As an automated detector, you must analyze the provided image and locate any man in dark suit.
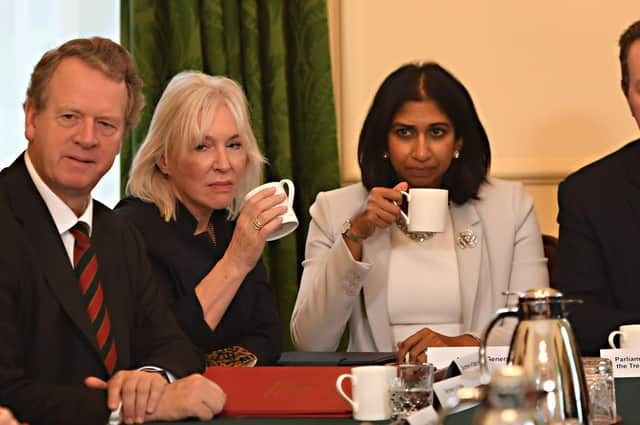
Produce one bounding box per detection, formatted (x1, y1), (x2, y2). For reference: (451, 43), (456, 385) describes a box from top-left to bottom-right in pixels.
(0, 37), (225, 425)
(556, 20), (640, 355)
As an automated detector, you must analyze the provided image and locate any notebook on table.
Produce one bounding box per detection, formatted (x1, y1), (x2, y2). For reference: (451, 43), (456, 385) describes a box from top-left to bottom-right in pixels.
(204, 366), (353, 417)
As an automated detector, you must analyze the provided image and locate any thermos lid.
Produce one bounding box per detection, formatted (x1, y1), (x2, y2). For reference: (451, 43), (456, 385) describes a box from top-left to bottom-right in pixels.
(519, 288), (563, 300)
(516, 287), (580, 318)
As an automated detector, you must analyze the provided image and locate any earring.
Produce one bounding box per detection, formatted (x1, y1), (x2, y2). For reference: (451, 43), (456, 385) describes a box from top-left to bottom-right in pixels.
(453, 150), (460, 159)
(383, 152), (389, 159)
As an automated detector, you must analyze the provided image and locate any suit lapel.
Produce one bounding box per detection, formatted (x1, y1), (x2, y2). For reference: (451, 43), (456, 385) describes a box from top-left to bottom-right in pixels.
(450, 201), (485, 330)
(3, 157), (102, 359)
(620, 143), (640, 298)
(625, 141), (640, 230)
(362, 227), (394, 351)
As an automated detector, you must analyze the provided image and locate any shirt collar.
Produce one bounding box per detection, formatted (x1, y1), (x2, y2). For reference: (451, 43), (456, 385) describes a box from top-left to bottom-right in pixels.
(174, 199), (228, 236)
(175, 199), (199, 234)
(24, 151), (93, 235)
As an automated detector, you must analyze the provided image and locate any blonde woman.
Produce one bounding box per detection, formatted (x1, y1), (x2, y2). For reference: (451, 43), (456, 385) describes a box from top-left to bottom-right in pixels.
(116, 71), (283, 364)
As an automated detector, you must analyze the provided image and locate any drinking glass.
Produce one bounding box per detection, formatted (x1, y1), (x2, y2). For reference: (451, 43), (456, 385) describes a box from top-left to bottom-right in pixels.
(389, 363), (435, 420)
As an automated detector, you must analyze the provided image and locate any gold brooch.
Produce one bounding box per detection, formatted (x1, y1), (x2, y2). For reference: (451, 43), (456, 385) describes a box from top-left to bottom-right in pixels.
(457, 229), (477, 249)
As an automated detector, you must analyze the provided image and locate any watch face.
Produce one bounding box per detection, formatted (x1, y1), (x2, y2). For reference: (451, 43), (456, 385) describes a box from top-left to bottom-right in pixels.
(341, 219), (352, 234)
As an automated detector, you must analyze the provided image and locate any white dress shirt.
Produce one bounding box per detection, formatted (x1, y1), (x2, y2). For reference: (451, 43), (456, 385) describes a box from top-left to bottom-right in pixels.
(24, 151), (93, 263)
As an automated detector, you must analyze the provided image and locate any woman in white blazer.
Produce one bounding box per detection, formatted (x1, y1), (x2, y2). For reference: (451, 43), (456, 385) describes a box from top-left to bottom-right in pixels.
(290, 63), (549, 361)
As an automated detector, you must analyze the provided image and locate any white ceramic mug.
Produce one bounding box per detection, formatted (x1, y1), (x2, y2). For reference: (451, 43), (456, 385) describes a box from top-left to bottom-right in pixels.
(244, 179), (298, 241)
(335, 365), (395, 421)
(608, 324), (640, 349)
(399, 188), (448, 233)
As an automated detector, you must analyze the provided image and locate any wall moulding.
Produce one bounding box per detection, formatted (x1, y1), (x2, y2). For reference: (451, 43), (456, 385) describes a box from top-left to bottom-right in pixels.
(341, 155), (607, 187)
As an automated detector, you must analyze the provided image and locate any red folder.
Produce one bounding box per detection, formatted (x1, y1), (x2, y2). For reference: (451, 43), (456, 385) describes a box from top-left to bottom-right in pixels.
(204, 366), (353, 417)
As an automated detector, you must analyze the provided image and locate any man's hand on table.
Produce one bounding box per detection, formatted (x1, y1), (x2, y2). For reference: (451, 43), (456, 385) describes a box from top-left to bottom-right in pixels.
(145, 374), (226, 422)
(85, 370), (168, 424)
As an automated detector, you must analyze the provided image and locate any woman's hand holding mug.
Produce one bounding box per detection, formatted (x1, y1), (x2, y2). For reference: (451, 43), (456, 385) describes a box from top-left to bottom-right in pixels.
(226, 186), (287, 274)
(349, 182), (409, 240)
(226, 179), (298, 273)
(342, 182), (407, 262)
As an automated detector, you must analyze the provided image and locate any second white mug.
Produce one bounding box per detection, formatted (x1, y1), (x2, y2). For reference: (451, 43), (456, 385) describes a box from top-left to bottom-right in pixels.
(244, 179), (298, 241)
(399, 188), (448, 233)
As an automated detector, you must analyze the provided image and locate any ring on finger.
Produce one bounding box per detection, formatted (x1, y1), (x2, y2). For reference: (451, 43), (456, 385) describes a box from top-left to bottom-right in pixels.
(253, 218), (264, 231)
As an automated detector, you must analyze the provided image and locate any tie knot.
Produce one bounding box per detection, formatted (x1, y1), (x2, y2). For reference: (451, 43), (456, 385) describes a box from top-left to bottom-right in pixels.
(70, 221), (90, 241)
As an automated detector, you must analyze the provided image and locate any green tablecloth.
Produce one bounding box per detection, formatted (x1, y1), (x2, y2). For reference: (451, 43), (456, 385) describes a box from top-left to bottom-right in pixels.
(148, 377), (638, 424)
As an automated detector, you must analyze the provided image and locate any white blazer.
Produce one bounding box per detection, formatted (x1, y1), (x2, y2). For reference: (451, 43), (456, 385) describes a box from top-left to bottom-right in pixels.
(290, 178), (549, 352)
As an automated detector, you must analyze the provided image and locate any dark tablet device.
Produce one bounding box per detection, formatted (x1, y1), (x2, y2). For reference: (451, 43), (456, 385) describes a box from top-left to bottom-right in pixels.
(277, 351), (396, 366)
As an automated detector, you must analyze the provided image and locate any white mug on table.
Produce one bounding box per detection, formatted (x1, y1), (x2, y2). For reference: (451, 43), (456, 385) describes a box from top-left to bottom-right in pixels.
(608, 324), (640, 349)
(399, 188), (448, 233)
(335, 365), (395, 421)
(244, 179), (298, 241)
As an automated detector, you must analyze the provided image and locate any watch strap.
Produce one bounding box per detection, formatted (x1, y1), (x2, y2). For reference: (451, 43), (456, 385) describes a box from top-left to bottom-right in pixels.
(342, 220), (363, 243)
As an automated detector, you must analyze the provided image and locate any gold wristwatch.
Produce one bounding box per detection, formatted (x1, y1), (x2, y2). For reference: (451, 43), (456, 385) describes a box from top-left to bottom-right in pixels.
(341, 219), (363, 243)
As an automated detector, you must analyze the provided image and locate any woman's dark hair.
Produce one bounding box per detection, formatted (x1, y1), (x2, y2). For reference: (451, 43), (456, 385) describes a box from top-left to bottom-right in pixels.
(358, 62), (491, 205)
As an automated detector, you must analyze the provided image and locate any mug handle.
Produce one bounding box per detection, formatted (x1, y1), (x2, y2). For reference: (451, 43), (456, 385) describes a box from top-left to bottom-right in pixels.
(336, 374), (357, 411)
(608, 330), (621, 349)
(399, 191), (410, 224)
(280, 179), (295, 209)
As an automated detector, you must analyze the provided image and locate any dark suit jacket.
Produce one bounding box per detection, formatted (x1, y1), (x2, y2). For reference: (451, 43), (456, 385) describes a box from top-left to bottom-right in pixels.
(0, 156), (204, 425)
(115, 197), (282, 365)
(556, 139), (640, 355)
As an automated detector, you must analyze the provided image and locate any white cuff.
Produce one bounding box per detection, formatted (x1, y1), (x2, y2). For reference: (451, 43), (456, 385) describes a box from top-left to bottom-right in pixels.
(106, 366), (176, 424)
(138, 365), (176, 383)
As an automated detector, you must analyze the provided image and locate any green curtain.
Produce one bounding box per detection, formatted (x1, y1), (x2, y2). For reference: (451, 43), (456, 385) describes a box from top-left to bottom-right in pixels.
(120, 0), (340, 351)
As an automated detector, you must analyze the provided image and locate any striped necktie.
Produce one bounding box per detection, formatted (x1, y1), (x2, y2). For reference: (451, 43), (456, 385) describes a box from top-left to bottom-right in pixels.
(70, 221), (118, 375)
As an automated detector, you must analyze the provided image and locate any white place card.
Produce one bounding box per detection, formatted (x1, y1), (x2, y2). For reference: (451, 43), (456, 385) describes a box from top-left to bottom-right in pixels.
(405, 405), (439, 425)
(599, 348), (640, 377)
(426, 346), (509, 371)
(453, 347), (509, 374)
(432, 373), (481, 413)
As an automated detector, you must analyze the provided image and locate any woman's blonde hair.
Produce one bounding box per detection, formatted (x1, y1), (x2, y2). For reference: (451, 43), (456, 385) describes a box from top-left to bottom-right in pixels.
(127, 71), (265, 221)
